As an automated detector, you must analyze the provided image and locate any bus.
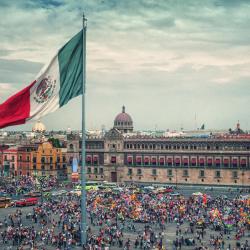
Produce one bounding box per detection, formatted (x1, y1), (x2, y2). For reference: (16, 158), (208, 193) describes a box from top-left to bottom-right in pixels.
(75, 181), (100, 191)
(0, 197), (12, 208)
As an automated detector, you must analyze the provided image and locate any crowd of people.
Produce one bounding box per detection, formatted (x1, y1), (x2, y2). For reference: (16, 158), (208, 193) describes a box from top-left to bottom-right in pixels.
(0, 176), (59, 196)
(0, 177), (249, 250)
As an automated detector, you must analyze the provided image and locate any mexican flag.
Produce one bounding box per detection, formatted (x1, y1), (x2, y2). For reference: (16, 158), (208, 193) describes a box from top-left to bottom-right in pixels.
(0, 30), (83, 129)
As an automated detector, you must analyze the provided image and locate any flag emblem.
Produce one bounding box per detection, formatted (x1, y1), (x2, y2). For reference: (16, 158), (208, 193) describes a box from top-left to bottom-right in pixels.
(34, 76), (56, 104)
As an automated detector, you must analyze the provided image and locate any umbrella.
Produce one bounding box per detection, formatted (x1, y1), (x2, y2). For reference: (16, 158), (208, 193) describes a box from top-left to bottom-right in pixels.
(192, 192), (203, 196)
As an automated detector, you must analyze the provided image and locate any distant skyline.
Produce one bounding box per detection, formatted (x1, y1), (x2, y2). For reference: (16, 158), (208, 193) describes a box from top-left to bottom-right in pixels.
(0, 0), (250, 132)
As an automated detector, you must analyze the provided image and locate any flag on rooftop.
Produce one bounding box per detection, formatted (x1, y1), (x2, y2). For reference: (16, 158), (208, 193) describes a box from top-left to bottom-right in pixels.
(0, 30), (83, 129)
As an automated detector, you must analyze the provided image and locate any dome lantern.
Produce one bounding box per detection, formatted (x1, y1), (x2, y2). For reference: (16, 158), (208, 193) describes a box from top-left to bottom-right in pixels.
(113, 106), (133, 133)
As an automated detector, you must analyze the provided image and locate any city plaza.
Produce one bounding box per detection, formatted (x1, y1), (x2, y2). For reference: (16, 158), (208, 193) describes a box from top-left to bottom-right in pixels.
(0, 107), (249, 249)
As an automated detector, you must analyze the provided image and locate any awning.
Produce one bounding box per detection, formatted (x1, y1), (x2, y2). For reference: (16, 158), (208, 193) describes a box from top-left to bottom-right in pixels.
(127, 156), (132, 162)
(136, 157), (142, 163)
(207, 158), (212, 164)
(175, 158), (180, 163)
(86, 155), (92, 161)
(215, 159), (221, 164)
(191, 158), (197, 164)
(199, 158), (205, 163)
(183, 158), (188, 163)
(232, 159), (238, 164)
(223, 159), (229, 164)
(240, 159), (247, 165)
(159, 158), (165, 163)
(144, 157), (149, 163)
(167, 158), (173, 163)
(151, 158), (157, 163)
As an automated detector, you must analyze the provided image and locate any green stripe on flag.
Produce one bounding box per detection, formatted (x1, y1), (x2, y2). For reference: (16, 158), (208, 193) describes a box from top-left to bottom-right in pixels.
(58, 29), (83, 107)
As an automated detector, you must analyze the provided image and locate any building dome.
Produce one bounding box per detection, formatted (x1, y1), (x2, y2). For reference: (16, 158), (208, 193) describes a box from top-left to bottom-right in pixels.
(32, 120), (46, 133)
(114, 106), (133, 133)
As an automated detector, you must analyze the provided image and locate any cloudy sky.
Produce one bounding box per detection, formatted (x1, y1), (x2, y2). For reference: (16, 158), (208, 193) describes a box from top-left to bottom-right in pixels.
(0, 0), (250, 131)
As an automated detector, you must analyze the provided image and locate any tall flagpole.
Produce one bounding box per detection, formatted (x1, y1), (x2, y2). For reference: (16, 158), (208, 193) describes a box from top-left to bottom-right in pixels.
(81, 13), (87, 246)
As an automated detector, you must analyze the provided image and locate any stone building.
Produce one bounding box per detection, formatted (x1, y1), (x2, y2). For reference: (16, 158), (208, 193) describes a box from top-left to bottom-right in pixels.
(68, 106), (250, 186)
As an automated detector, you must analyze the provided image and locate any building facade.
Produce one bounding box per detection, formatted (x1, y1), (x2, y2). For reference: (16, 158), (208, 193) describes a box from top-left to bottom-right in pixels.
(68, 107), (250, 187)
(0, 142), (68, 179)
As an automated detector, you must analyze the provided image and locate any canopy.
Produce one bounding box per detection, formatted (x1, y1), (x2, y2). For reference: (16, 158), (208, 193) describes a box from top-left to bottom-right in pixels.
(192, 192), (203, 196)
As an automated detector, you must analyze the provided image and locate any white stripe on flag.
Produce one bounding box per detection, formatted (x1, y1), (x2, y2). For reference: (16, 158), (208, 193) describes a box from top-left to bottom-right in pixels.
(27, 54), (61, 122)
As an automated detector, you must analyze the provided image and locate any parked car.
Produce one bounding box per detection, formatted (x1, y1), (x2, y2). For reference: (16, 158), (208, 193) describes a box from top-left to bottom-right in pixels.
(16, 198), (38, 207)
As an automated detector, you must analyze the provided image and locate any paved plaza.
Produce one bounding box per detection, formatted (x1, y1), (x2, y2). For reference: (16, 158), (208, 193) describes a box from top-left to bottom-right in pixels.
(0, 181), (249, 250)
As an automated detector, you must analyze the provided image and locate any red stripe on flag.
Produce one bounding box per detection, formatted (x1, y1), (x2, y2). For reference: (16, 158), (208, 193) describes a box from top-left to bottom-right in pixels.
(0, 81), (36, 129)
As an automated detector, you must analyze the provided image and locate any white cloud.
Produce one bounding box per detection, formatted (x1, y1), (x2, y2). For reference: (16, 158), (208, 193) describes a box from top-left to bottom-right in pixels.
(0, 83), (16, 99)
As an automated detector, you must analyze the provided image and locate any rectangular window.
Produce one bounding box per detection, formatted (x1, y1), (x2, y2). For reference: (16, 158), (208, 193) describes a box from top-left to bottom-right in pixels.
(151, 158), (157, 166)
(99, 168), (103, 174)
(183, 158), (188, 166)
(41, 157), (45, 163)
(215, 170), (221, 178)
(33, 157), (37, 163)
(94, 168), (98, 174)
(144, 157), (149, 166)
(183, 169), (189, 177)
(167, 169), (173, 176)
(87, 168), (91, 174)
(191, 158), (197, 166)
(12, 156), (15, 161)
(127, 156), (133, 165)
(136, 157), (142, 165)
(200, 170), (205, 177)
(111, 156), (116, 164)
(215, 159), (221, 167)
(159, 158), (164, 166)
(128, 169), (132, 175)
(137, 169), (142, 175)
(86, 155), (92, 165)
(207, 159), (212, 167)
(232, 171), (238, 178)
(152, 169), (157, 175)
(93, 156), (98, 165)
